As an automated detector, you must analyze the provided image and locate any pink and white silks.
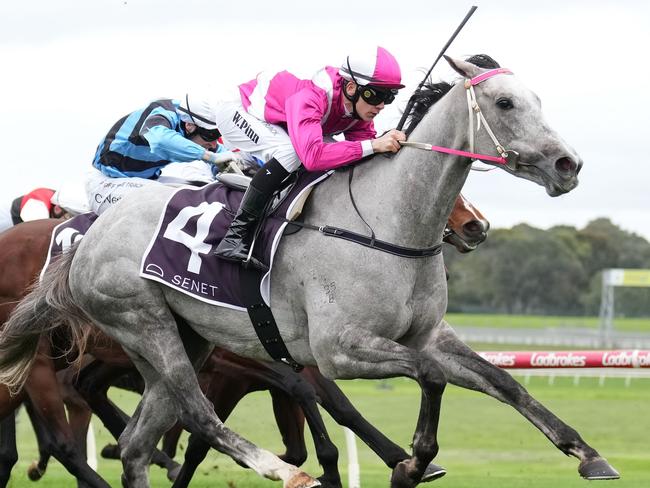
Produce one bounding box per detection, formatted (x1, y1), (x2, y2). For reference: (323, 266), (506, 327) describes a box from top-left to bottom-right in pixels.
(238, 66), (376, 172)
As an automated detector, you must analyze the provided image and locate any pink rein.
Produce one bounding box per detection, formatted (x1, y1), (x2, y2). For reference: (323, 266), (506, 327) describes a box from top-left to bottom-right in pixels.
(423, 145), (507, 164)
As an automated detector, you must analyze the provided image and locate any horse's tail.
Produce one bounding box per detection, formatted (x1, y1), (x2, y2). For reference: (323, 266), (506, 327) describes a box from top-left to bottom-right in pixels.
(0, 245), (91, 394)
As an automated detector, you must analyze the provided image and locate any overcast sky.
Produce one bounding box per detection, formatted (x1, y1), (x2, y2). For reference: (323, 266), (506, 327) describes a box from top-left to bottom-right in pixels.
(1, 0), (648, 240)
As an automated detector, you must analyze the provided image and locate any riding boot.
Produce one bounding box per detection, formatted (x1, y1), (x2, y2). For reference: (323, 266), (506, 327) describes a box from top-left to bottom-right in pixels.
(214, 158), (289, 272)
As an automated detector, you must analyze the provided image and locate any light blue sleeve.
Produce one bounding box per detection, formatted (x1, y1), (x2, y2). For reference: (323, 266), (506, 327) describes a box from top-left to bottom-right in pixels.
(142, 126), (205, 162)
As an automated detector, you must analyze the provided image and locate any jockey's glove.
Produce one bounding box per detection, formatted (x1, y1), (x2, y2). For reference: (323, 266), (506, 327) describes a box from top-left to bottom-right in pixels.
(202, 150), (244, 173)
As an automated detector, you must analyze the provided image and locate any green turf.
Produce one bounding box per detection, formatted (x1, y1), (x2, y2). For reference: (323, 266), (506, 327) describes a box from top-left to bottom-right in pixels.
(445, 313), (650, 332)
(7, 377), (650, 487)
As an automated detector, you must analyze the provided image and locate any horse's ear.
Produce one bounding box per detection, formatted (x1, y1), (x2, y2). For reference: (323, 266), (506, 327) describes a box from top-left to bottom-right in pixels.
(444, 55), (482, 79)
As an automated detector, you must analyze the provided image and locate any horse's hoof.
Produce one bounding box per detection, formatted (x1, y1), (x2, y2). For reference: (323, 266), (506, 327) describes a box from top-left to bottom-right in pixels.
(421, 462), (447, 482)
(27, 461), (45, 481)
(166, 464), (181, 482)
(390, 460), (417, 488)
(286, 471), (321, 488)
(101, 444), (120, 459)
(579, 457), (620, 480)
(316, 474), (342, 488)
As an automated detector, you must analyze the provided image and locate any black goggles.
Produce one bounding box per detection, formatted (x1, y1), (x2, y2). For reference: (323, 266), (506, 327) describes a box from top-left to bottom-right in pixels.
(193, 125), (221, 142)
(358, 85), (398, 106)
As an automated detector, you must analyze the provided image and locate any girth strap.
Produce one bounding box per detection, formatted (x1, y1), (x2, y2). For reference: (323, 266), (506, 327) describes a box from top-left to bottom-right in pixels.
(240, 269), (303, 372)
(282, 220), (442, 258)
(278, 164), (442, 259)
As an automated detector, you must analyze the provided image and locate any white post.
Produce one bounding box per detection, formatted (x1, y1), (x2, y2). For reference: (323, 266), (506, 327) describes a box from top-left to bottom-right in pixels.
(599, 270), (615, 348)
(344, 427), (360, 488)
(87, 420), (98, 471)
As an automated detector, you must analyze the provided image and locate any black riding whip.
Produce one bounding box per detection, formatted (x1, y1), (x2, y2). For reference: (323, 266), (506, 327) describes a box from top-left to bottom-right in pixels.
(396, 5), (478, 132)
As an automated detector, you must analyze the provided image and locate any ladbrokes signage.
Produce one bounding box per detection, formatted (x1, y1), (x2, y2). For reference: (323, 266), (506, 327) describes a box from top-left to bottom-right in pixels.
(479, 350), (650, 369)
(602, 350), (650, 367)
(530, 352), (587, 368)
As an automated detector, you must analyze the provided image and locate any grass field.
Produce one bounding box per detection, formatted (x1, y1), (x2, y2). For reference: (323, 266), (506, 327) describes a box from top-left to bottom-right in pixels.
(6, 376), (650, 488)
(445, 313), (650, 332)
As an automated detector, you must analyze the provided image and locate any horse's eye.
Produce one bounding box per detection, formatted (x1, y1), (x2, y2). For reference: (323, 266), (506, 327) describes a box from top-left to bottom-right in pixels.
(496, 98), (514, 110)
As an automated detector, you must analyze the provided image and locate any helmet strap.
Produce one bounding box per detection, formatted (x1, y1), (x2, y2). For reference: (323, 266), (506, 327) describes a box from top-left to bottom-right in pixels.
(180, 121), (194, 137)
(342, 80), (362, 120)
(343, 57), (365, 120)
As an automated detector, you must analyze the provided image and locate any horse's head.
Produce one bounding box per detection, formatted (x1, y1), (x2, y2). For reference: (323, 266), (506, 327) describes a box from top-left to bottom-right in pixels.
(445, 56), (582, 196)
(444, 193), (489, 252)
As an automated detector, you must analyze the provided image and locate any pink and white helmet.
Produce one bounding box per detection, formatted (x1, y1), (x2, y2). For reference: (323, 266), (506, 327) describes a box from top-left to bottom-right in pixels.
(339, 46), (404, 89)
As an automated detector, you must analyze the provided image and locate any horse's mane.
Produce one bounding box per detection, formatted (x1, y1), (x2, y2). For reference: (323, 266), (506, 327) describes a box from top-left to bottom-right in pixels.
(403, 54), (501, 136)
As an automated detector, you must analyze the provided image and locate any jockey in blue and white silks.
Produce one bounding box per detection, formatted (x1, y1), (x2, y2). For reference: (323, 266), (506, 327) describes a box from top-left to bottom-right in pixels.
(85, 94), (240, 215)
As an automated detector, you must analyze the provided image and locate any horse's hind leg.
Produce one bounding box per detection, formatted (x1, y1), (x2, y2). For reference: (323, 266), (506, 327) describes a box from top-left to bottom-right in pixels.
(118, 325), (318, 488)
(171, 372), (251, 488)
(161, 422), (183, 459)
(428, 321), (619, 480)
(23, 354), (111, 488)
(269, 389), (307, 466)
(0, 413), (17, 487)
(74, 360), (180, 479)
(118, 375), (180, 487)
(23, 398), (52, 481)
(58, 365), (95, 484)
(0, 377), (25, 487)
(261, 368), (341, 488)
(173, 365), (334, 488)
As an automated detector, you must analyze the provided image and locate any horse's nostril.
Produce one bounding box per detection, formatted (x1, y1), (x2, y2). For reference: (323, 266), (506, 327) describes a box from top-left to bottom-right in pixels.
(555, 157), (577, 174)
(463, 220), (486, 237)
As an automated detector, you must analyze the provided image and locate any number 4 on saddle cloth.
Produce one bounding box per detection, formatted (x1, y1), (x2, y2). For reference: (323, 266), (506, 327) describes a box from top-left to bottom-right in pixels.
(140, 170), (331, 309)
(140, 170), (333, 370)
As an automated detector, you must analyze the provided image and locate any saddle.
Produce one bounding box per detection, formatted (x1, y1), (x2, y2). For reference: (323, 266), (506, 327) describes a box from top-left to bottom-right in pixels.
(216, 170), (315, 223)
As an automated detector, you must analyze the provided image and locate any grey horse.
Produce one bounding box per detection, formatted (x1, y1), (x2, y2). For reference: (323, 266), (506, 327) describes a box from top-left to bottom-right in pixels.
(0, 57), (619, 487)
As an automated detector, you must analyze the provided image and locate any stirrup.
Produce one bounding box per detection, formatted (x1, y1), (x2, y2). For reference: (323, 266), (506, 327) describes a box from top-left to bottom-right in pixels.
(243, 256), (269, 273)
(215, 246), (268, 273)
(243, 245), (269, 273)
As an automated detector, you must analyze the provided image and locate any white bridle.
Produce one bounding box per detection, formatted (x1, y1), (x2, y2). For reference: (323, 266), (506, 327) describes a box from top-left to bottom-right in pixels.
(400, 68), (522, 171)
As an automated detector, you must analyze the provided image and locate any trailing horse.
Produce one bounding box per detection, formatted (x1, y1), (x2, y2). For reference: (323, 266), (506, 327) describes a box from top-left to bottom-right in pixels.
(0, 57), (617, 488)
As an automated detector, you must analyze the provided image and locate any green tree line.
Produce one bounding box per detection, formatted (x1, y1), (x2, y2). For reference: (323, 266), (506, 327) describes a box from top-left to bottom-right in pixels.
(444, 218), (650, 317)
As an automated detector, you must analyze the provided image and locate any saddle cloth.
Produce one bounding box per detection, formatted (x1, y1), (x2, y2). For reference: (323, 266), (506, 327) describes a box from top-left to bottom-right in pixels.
(140, 170), (331, 311)
(41, 213), (99, 281)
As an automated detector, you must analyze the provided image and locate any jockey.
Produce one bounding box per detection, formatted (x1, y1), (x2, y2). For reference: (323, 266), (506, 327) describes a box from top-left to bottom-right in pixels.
(0, 187), (65, 233)
(213, 46), (407, 271)
(85, 94), (241, 215)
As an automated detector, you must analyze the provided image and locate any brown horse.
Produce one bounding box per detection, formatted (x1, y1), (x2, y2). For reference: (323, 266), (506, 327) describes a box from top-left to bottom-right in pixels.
(0, 219), (113, 487)
(0, 193), (488, 487)
(444, 193), (489, 252)
(0, 221), (175, 488)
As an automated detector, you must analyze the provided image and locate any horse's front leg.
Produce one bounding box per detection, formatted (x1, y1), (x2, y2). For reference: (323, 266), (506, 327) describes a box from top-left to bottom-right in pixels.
(313, 329), (446, 488)
(302, 368), (446, 482)
(428, 320), (619, 480)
